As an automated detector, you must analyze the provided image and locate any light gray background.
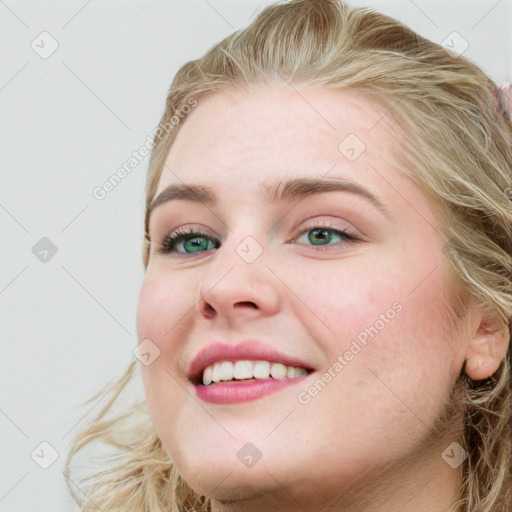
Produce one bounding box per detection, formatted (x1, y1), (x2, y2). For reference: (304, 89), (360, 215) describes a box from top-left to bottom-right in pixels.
(1, 1), (510, 510)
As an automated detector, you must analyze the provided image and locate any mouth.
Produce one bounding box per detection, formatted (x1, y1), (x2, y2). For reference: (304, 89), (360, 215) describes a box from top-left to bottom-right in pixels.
(186, 341), (316, 404)
(192, 363), (314, 405)
(190, 359), (314, 386)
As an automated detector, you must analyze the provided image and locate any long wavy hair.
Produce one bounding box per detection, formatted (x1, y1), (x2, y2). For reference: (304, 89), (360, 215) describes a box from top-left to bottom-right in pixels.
(64, 1), (512, 510)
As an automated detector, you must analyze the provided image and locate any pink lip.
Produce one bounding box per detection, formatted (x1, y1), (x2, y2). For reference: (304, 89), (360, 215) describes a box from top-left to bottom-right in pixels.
(186, 340), (314, 385)
(196, 375), (310, 404)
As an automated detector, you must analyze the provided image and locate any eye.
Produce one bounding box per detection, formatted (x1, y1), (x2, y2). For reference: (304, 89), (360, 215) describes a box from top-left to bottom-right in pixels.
(157, 226), (219, 256)
(292, 221), (361, 248)
(156, 221), (362, 256)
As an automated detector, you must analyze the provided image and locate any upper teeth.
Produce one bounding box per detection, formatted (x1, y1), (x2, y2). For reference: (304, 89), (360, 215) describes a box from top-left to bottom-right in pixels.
(202, 360), (308, 385)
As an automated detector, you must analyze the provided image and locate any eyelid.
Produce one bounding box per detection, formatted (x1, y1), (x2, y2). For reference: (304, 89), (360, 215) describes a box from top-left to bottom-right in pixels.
(159, 223), (217, 241)
(292, 217), (362, 241)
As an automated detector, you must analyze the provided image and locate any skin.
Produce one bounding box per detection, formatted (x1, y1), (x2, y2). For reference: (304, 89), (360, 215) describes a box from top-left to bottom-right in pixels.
(136, 83), (509, 512)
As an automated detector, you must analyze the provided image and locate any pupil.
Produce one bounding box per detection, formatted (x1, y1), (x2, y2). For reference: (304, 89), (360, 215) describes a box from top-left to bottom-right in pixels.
(310, 229), (330, 245)
(185, 237), (207, 252)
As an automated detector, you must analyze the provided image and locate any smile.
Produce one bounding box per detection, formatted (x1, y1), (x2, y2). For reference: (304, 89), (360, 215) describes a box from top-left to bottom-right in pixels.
(186, 340), (316, 404)
(195, 369), (311, 404)
(202, 360), (308, 385)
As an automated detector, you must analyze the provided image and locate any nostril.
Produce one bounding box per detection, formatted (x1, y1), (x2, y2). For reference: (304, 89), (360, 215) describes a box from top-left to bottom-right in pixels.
(234, 301), (258, 309)
(201, 301), (258, 318)
(203, 303), (216, 318)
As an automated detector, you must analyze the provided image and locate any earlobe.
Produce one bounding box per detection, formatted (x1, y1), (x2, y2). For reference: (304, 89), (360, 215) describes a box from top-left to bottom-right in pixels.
(465, 352), (503, 380)
(464, 306), (510, 381)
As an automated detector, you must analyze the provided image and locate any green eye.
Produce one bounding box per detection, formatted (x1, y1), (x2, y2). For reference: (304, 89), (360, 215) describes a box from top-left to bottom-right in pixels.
(158, 223), (361, 256)
(159, 228), (219, 255)
(296, 227), (351, 246)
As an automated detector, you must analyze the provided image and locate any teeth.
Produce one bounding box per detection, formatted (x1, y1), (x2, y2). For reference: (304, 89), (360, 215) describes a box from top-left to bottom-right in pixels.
(219, 361), (233, 381)
(202, 365), (213, 385)
(212, 363), (221, 383)
(270, 362), (287, 379)
(233, 360), (253, 379)
(294, 367), (307, 377)
(254, 361), (270, 379)
(200, 360), (309, 385)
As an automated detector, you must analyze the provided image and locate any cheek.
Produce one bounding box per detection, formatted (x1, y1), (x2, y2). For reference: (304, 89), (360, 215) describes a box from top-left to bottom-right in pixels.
(135, 271), (193, 396)
(136, 270), (193, 341)
(353, 272), (455, 421)
(135, 271), (195, 438)
(288, 257), (406, 345)
(293, 267), (455, 461)
(293, 254), (455, 396)
(136, 275), (165, 340)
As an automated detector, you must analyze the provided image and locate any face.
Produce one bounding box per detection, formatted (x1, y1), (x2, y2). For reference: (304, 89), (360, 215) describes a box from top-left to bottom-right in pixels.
(136, 84), (468, 505)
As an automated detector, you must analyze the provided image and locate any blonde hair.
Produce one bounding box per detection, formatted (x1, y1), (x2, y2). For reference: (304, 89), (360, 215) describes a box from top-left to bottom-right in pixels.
(64, 1), (512, 510)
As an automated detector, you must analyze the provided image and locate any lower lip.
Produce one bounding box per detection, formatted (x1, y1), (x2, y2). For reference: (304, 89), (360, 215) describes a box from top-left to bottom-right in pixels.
(195, 376), (309, 404)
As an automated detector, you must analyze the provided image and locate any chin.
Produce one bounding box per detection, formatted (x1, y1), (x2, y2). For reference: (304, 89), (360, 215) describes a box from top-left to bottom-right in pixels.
(178, 455), (280, 502)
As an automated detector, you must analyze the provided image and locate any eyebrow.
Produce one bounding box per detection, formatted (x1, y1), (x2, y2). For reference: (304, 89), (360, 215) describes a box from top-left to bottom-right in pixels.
(148, 176), (391, 220)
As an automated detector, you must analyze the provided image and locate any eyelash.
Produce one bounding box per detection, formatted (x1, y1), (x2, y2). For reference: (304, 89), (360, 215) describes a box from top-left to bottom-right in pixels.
(156, 222), (362, 256)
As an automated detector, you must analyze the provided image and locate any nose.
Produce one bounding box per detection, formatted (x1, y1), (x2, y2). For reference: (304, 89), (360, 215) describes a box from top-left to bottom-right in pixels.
(194, 236), (281, 322)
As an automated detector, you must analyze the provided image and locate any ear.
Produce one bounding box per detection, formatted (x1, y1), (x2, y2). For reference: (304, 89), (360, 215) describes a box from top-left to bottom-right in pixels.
(464, 301), (510, 380)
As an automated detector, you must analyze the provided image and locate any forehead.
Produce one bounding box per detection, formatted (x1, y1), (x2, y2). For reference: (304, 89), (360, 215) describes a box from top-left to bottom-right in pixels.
(156, 84), (401, 201)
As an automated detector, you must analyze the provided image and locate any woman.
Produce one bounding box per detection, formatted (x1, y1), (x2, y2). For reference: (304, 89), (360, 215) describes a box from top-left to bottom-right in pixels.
(65, 1), (512, 510)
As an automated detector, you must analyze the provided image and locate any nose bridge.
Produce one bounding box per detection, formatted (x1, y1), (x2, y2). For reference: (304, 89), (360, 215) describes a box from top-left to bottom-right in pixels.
(213, 209), (270, 270)
(195, 220), (280, 319)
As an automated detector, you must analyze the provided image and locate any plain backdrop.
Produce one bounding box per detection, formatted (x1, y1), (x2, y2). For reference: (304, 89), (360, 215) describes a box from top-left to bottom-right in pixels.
(1, 0), (510, 510)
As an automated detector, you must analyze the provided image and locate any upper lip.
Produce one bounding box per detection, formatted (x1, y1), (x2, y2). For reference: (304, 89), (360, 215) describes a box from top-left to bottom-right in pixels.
(186, 340), (316, 384)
